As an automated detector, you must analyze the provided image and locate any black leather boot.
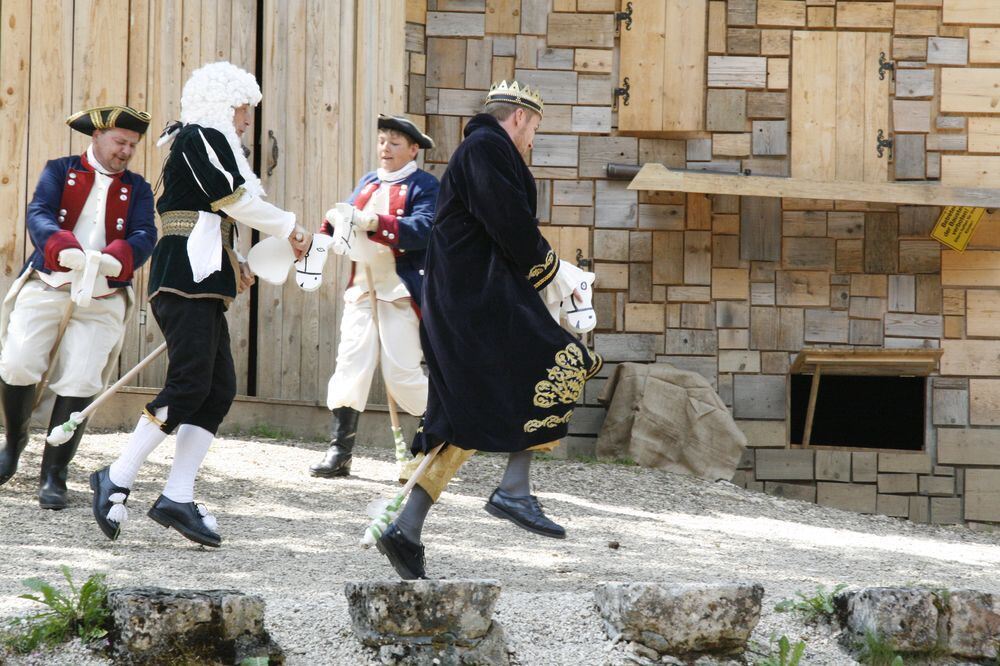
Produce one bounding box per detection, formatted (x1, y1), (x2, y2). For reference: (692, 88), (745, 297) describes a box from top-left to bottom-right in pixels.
(38, 395), (92, 510)
(0, 380), (37, 486)
(309, 407), (360, 478)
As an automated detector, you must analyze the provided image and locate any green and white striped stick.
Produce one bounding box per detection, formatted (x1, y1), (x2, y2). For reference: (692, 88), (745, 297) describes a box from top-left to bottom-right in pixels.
(360, 443), (443, 548)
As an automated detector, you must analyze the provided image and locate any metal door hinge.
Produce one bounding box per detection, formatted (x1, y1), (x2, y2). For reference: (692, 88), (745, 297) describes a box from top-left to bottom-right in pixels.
(877, 129), (893, 159)
(879, 51), (895, 81)
(615, 2), (633, 33)
(139, 308), (147, 326)
(614, 77), (630, 108)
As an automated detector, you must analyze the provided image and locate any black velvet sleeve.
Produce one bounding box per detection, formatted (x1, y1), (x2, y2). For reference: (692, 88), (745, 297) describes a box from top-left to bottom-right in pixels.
(175, 126), (247, 211)
(457, 134), (558, 291)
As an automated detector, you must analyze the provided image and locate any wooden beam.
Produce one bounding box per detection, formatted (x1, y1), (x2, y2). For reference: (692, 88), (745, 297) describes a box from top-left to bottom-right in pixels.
(790, 348), (944, 376)
(628, 163), (1000, 208)
(803, 366), (821, 447)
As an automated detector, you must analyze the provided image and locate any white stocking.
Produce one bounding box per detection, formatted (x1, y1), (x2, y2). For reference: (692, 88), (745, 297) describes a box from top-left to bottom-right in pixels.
(108, 407), (168, 489)
(161, 424), (214, 503)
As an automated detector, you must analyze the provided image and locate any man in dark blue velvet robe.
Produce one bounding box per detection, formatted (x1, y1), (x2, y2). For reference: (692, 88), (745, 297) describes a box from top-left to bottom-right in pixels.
(376, 81), (602, 580)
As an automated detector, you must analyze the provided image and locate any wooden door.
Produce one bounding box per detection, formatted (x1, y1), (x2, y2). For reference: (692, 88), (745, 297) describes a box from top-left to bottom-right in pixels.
(791, 30), (890, 183)
(618, 0), (707, 133)
(133, 0), (260, 392)
(257, 0), (405, 401)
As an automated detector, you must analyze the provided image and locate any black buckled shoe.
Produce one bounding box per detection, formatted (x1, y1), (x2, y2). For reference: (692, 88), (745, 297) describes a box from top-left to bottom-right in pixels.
(485, 488), (566, 539)
(89, 467), (130, 541)
(310, 407), (360, 478)
(376, 523), (426, 580)
(147, 495), (222, 548)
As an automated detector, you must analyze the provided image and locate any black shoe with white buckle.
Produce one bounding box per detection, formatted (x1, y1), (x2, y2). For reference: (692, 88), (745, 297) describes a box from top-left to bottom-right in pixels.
(89, 467), (130, 541)
(376, 523), (426, 580)
(485, 487), (566, 539)
(147, 495), (222, 548)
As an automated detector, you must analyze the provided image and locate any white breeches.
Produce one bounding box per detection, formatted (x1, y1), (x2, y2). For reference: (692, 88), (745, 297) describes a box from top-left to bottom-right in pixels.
(326, 296), (427, 415)
(0, 279), (125, 396)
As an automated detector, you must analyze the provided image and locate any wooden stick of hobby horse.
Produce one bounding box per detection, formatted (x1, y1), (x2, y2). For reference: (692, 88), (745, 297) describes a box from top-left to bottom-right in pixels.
(361, 442), (443, 547)
(363, 264), (408, 463)
(45, 341), (168, 445)
(32, 302), (75, 411)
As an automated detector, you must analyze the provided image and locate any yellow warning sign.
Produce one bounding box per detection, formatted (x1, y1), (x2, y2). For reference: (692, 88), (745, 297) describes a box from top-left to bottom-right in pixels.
(931, 206), (986, 251)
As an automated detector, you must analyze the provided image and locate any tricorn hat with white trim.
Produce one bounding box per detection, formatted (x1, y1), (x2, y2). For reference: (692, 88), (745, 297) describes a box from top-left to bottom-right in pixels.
(377, 114), (434, 149)
(66, 106), (151, 136)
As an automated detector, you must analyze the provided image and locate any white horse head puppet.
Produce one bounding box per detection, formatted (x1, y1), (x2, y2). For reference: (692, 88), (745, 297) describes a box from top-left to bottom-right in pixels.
(560, 269), (597, 333)
(247, 228), (334, 291)
(327, 202), (382, 264)
(542, 260), (598, 334)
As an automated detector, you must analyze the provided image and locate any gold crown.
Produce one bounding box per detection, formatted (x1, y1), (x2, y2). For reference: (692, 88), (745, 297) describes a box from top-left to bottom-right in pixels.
(485, 80), (544, 117)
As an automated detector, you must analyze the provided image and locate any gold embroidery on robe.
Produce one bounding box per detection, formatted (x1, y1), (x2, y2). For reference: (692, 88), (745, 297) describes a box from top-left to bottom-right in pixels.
(527, 250), (557, 288)
(532, 343), (589, 412)
(524, 410), (574, 433)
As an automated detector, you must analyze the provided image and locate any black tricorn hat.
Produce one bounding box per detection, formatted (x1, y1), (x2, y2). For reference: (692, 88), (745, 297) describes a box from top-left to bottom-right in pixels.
(66, 106), (152, 136)
(377, 114), (434, 149)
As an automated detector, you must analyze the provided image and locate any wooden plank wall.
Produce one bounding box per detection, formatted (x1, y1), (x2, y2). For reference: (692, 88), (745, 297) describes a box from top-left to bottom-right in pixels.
(411, 0), (1000, 525)
(256, 0), (405, 401)
(0, 0), (407, 404)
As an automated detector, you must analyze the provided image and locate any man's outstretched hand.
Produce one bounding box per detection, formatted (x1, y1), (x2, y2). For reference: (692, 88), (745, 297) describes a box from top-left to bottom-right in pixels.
(289, 225), (313, 260)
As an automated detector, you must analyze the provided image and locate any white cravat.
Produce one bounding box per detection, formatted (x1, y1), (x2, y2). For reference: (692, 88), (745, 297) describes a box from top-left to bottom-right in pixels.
(376, 160), (417, 183)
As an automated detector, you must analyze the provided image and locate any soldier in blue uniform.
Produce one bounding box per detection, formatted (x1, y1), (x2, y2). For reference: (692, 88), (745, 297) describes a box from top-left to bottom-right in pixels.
(0, 106), (156, 509)
(310, 115), (438, 479)
(375, 82), (602, 580)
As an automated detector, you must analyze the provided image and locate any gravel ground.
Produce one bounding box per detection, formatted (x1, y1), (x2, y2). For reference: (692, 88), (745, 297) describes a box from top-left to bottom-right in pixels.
(1, 431), (999, 665)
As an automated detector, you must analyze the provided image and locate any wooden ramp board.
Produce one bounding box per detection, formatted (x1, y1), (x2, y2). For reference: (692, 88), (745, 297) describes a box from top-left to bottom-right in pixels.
(790, 348), (944, 377)
(627, 164), (1000, 208)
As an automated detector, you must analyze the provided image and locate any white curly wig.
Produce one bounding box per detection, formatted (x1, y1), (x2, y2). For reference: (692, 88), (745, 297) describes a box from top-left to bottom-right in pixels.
(173, 61), (264, 197)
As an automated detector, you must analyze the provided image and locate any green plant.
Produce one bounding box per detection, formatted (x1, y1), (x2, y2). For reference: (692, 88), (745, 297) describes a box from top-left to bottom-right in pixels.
(1, 566), (110, 654)
(754, 635), (806, 666)
(857, 631), (904, 666)
(774, 583), (848, 623)
(244, 423), (296, 440)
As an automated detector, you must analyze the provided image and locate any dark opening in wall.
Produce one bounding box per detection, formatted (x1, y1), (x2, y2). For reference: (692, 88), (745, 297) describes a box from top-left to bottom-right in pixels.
(789, 374), (926, 450)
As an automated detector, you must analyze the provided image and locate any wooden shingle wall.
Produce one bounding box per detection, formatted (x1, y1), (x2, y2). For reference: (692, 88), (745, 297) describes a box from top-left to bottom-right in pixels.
(0, 1), (406, 403)
(412, 0), (1000, 526)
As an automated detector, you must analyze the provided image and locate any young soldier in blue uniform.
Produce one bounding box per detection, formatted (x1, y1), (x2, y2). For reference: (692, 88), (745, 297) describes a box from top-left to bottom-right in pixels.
(89, 62), (312, 548)
(0, 106), (156, 509)
(376, 82), (602, 579)
(310, 115), (438, 478)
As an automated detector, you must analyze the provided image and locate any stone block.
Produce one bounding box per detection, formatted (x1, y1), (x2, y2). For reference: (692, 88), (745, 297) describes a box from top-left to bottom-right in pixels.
(595, 582), (763, 657)
(947, 590), (1000, 660)
(345, 579), (508, 665)
(106, 588), (282, 665)
(834, 587), (940, 652)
